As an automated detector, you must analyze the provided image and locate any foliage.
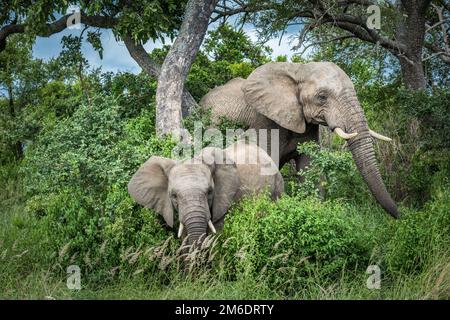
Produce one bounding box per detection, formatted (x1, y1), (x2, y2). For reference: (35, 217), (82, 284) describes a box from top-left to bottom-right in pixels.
(22, 95), (126, 196)
(385, 188), (450, 275)
(219, 194), (376, 294)
(19, 93), (176, 286)
(361, 86), (450, 205)
(203, 24), (272, 66)
(22, 91), (177, 196)
(1, 1), (187, 44)
(294, 141), (369, 203)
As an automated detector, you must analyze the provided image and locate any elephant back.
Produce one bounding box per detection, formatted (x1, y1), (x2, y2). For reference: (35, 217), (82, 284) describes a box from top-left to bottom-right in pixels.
(225, 140), (284, 200)
(199, 78), (257, 126)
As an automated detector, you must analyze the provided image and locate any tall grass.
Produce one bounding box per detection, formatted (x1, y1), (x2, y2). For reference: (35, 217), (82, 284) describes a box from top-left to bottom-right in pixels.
(1, 183), (448, 299)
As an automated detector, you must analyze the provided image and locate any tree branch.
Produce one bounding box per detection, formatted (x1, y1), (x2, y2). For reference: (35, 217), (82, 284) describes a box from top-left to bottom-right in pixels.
(426, 19), (450, 32)
(210, 1), (275, 23)
(297, 34), (356, 55)
(336, 0), (376, 6)
(321, 12), (407, 55)
(431, 3), (449, 54)
(425, 42), (450, 64)
(438, 0), (450, 12)
(123, 35), (161, 78)
(211, 5), (249, 23)
(0, 14), (117, 51)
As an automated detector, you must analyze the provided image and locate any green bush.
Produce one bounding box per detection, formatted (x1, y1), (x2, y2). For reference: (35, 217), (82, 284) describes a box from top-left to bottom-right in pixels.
(403, 150), (450, 204)
(21, 94), (178, 284)
(23, 182), (181, 285)
(385, 187), (450, 274)
(219, 194), (375, 294)
(356, 86), (450, 206)
(17, 90), (447, 294)
(294, 142), (369, 203)
(23, 94), (175, 196)
(22, 95), (126, 196)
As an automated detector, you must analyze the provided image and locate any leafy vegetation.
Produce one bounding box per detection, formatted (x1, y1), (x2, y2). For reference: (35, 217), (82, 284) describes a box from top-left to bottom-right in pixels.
(0, 23), (449, 299)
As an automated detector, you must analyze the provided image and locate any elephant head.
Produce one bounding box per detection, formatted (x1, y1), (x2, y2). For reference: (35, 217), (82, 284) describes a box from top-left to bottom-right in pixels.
(243, 62), (399, 218)
(127, 148), (240, 246)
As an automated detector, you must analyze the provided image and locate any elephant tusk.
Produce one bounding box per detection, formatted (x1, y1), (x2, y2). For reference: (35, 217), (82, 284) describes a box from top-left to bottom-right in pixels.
(369, 129), (392, 142)
(178, 223), (184, 238)
(208, 220), (217, 234)
(334, 127), (358, 140)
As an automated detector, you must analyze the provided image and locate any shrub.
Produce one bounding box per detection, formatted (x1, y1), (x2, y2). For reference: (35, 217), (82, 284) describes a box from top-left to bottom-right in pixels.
(22, 95), (127, 196)
(385, 187), (450, 274)
(23, 94), (176, 196)
(403, 149), (450, 205)
(21, 94), (178, 284)
(219, 194), (375, 294)
(294, 142), (369, 203)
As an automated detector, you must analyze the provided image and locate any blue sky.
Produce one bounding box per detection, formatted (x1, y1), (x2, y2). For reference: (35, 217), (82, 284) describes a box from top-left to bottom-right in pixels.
(32, 24), (297, 74)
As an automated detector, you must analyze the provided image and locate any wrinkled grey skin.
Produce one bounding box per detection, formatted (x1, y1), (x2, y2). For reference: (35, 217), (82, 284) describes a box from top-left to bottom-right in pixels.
(200, 62), (399, 218)
(128, 141), (284, 246)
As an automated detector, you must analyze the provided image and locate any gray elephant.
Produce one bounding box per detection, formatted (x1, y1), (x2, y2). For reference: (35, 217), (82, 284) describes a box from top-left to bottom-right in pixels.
(200, 62), (399, 218)
(128, 140), (284, 245)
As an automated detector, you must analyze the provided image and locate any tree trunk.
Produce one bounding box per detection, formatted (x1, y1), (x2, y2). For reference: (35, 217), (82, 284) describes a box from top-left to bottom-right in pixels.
(155, 0), (218, 136)
(123, 36), (198, 116)
(396, 0), (430, 90)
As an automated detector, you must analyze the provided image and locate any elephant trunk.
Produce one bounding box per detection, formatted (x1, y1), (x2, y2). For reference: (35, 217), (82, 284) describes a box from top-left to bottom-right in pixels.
(340, 94), (399, 218)
(185, 213), (207, 246)
(180, 197), (209, 247)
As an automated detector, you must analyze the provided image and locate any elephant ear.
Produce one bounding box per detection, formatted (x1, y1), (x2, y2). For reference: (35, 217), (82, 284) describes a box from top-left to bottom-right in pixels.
(243, 62), (306, 134)
(127, 156), (177, 227)
(200, 147), (240, 224)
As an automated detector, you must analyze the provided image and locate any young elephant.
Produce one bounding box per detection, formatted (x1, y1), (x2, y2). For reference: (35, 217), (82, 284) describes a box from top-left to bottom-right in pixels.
(128, 140), (284, 245)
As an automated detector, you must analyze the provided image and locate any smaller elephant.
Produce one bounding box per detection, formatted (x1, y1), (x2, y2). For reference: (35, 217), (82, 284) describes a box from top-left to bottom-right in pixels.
(128, 140), (284, 245)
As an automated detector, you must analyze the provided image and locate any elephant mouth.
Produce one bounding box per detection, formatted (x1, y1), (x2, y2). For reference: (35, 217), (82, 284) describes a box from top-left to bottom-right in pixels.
(309, 118), (327, 126)
(327, 122), (391, 142)
(178, 219), (217, 240)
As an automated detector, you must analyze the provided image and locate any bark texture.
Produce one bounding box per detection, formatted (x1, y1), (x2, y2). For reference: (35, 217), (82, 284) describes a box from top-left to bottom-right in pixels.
(395, 1), (429, 89)
(155, 0), (218, 136)
(123, 36), (198, 116)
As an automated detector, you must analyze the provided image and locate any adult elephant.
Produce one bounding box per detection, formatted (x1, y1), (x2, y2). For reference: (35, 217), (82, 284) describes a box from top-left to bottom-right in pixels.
(199, 62), (399, 218)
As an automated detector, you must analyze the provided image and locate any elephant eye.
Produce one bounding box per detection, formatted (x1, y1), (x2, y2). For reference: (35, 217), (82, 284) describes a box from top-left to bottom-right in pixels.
(317, 94), (327, 104)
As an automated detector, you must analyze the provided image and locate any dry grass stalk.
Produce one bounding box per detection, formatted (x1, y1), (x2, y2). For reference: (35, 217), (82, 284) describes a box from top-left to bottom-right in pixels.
(58, 242), (70, 260)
